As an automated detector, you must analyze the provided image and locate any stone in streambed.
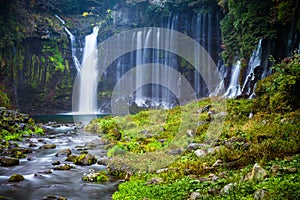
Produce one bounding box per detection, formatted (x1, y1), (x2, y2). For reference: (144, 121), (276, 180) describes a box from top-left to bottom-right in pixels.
(40, 143), (56, 149)
(41, 195), (67, 200)
(65, 154), (78, 162)
(54, 164), (74, 170)
(55, 148), (71, 157)
(8, 174), (24, 182)
(0, 156), (19, 166)
(73, 153), (97, 165)
(51, 161), (60, 165)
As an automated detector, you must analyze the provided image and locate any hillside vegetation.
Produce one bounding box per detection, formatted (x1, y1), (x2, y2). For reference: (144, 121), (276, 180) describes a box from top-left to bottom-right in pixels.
(86, 54), (300, 199)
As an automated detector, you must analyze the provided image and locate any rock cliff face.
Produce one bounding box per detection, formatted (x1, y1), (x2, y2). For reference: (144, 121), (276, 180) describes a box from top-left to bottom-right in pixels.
(0, 1), (299, 115)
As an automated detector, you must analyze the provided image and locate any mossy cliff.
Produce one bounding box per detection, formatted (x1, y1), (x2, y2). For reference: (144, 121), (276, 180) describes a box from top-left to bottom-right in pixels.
(86, 54), (300, 199)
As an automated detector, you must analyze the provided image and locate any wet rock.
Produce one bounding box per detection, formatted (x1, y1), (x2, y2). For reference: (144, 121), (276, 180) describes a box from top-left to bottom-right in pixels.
(73, 153), (97, 165)
(186, 129), (195, 137)
(97, 158), (110, 166)
(146, 177), (163, 185)
(29, 143), (37, 147)
(212, 159), (223, 168)
(65, 154), (78, 162)
(199, 104), (211, 113)
(189, 192), (201, 200)
(40, 143), (56, 149)
(168, 148), (183, 155)
(82, 169), (109, 182)
(75, 146), (86, 151)
(41, 195), (67, 200)
(254, 189), (269, 200)
(0, 156), (19, 166)
(8, 174), (24, 182)
(54, 164), (74, 170)
(156, 168), (168, 174)
(55, 148), (71, 157)
(51, 161), (60, 165)
(187, 143), (208, 150)
(194, 149), (206, 158)
(221, 183), (237, 194)
(198, 177), (210, 182)
(249, 163), (268, 181)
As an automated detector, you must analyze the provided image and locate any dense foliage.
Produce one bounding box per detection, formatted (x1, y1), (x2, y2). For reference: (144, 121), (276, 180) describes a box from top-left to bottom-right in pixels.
(218, 0), (300, 65)
(255, 53), (300, 112)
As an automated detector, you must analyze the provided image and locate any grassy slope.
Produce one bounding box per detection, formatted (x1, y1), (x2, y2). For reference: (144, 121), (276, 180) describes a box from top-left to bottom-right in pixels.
(86, 54), (300, 199)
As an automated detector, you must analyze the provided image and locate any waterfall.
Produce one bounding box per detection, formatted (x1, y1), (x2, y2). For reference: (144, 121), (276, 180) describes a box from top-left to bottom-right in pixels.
(224, 61), (241, 98)
(241, 39), (262, 95)
(78, 26), (99, 113)
(55, 15), (81, 73)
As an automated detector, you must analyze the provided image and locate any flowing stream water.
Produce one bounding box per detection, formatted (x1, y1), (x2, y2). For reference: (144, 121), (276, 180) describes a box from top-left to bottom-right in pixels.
(0, 128), (119, 200)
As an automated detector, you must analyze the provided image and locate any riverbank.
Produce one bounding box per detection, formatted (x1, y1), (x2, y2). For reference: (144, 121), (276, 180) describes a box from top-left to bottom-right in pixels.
(86, 97), (300, 199)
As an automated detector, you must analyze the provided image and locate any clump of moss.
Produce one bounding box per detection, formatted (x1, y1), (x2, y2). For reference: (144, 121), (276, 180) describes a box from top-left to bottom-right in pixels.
(0, 107), (44, 141)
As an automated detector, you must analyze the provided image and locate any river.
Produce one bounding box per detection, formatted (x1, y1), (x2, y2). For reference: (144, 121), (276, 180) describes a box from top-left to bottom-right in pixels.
(0, 127), (120, 200)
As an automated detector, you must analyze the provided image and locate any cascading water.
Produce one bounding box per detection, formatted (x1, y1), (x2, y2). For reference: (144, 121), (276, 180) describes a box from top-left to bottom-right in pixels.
(78, 26), (99, 113)
(241, 39), (262, 95)
(224, 61), (242, 98)
(55, 15), (81, 73)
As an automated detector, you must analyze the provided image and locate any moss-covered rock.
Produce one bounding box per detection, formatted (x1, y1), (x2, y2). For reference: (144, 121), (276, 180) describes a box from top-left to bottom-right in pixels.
(8, 174), (24, 182)
(0, 157), (19, 166)
(73, 153), (97, 165)
(54, 164), (74, 170)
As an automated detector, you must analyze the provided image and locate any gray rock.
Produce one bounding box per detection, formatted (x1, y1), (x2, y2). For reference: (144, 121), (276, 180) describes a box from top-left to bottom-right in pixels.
(190, 192), (201, 200)
(250, 163), (268, 181)
(146, 177), (163, 185)
(97, 158), (110, 166)
(221, 183), (237, 194)
(212, 159), (223, 168)
(194, 149), (206, 158)
(168, 148), (183, 155)
(188, 143), (208, 150)
(54, 164), (74, 170)
(186, 129), (195, 137)
(156, 168), (168, 174)
(254, 189), (269, 200)
(55, 148), (72, 157)
(65, 154), (78, 162)
(40, 143), (56, 149)
(73, 153), (97, 165)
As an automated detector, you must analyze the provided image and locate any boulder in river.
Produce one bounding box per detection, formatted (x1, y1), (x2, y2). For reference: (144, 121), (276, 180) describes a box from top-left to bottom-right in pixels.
(55, 148), (71, 157)
(54, 164), (74, 170)
(73, 153), (97, 165)
(65, 154), (78, 162)
(8, 174), (24, 182)
(0, 156), (19, 166)
(40, 143), (56, 149)
(41, 195), (67, 200)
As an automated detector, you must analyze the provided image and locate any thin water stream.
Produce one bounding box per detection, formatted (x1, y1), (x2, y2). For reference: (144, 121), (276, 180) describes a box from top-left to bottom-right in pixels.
(0, 129), (120, 200)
